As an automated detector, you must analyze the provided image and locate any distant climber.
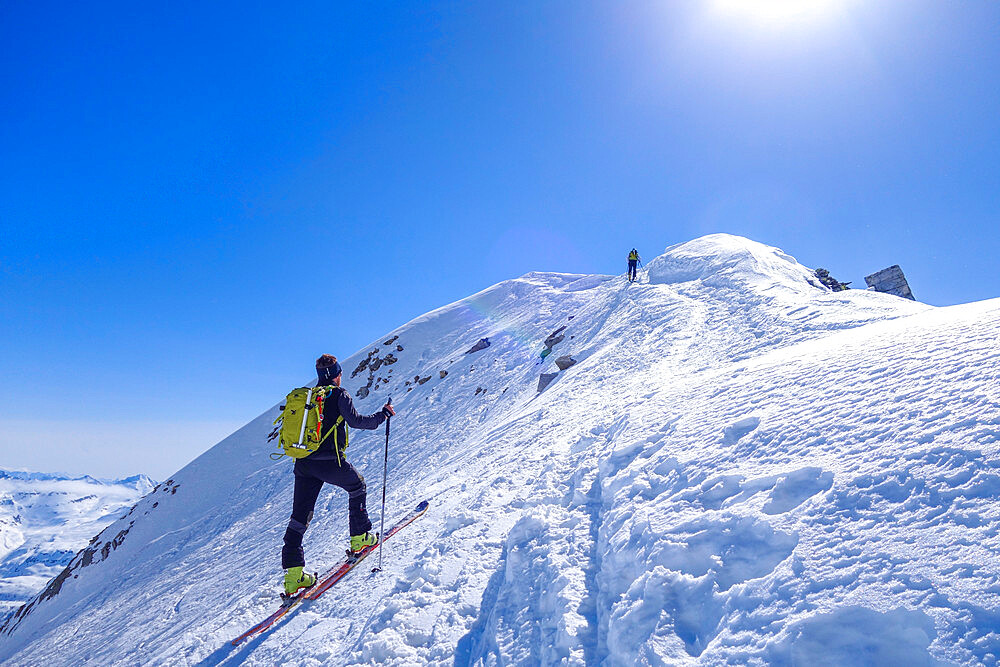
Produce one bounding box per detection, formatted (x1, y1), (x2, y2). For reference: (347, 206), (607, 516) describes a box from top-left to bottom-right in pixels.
(280, 354), (395, 597)
(627, 248), (641, 282)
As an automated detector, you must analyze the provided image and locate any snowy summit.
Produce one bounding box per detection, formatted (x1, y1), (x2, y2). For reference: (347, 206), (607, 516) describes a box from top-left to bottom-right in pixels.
(1, 234), (998, 665)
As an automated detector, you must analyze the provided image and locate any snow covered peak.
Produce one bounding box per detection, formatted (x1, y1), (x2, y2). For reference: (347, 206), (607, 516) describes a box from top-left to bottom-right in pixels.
(113, 474), (156, 494)
(647, 233), (820, 292)
(0, 470), (155, 495)
(3, 235), (997, 666)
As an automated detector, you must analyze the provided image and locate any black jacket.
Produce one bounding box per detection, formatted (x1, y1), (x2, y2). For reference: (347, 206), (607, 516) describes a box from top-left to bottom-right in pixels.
(309, 386), (387, 461)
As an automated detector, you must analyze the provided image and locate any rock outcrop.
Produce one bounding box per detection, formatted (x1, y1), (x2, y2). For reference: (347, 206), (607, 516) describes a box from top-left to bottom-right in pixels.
(554, 355), (577, 371)
(465, 338), (491, 354)
(537, 373), (558, 392)
(814, 268), (850, 292)
(865, 265), (915, 300)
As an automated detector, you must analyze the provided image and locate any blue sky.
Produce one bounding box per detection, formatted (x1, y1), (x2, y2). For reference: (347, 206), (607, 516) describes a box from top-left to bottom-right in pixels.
(2, 1), (998, 479)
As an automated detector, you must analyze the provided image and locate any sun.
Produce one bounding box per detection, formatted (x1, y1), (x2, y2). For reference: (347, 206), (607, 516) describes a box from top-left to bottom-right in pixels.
(713, 0), (842, 27)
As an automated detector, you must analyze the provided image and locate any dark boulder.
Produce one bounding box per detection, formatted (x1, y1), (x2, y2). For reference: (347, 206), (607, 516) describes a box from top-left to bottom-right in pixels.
(865, 265), (915, 300)
(537, 373), (558, 392)
(555, 355), (577, 371)
(466, 338), (491, 354)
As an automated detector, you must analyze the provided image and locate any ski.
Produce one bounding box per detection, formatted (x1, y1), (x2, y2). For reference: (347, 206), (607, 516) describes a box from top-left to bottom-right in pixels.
(230, 499), (429, 646)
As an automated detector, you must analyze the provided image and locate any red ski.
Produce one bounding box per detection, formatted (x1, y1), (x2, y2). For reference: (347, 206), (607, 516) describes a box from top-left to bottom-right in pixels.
(231, 499), (429, 646)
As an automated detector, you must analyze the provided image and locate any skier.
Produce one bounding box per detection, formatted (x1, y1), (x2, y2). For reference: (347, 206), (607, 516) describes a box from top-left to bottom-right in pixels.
(280, 354), (395, 596)
(627, 248), (641, 282)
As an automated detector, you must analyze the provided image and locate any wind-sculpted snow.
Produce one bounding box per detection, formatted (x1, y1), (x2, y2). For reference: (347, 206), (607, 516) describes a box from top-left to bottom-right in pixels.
(1, 234), (998, 666)
(646, 234), (818, 292)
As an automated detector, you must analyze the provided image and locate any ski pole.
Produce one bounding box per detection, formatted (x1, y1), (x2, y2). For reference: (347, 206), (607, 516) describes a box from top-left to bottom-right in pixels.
(373, 397), (391, 573)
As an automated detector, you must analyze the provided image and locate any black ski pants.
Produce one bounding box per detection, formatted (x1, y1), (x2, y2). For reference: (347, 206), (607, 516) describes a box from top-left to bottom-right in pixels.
(281, 456), (372, 569)
(627, 259), (638, 281)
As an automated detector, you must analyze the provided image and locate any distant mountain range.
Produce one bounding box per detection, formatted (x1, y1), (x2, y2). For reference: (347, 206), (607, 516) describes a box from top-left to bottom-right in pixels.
(0, 469), (154, 618)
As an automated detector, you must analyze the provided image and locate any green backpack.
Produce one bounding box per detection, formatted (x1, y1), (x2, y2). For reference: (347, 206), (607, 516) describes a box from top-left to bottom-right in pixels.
(268, 386), (344, 460)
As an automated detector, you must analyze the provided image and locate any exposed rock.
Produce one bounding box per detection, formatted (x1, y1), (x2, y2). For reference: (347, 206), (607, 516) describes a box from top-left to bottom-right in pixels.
(544, 326), (567, 349)
(354, 346), (399, 378)
(814, 268), (851, 292)
(417, 376), (431, 385)
(537, 373), (558, 392)
(396, 344), (403, 352)
(351, 357), (370, 378)
(383, 335), (399, 345)
(466, 338), (491, 354)
(39, 567), (72, 602)
(541, 325), (568, 359)
(356, 386), (370, 399)
(439, 370), (448, 379)
(475, 386), (484, 396)
(33, 512), (139, 607)
(865, 265), (915, 300)
(555, 355), (577, 371)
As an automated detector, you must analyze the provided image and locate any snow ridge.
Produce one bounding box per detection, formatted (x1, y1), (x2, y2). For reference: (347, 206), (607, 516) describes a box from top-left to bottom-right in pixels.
(2, 235), (998, 666)
(647, 234), (818, 292)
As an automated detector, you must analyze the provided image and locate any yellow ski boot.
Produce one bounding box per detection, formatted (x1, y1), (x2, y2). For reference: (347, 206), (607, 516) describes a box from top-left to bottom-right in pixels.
(283, 566), (316, 597)
(349, 531), (378, 556)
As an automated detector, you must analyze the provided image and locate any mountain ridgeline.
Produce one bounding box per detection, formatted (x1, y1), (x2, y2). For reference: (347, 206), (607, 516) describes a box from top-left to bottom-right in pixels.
(2, 235), (998, 666)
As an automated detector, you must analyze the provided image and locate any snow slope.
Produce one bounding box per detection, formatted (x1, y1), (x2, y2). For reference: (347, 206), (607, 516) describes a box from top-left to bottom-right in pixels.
(2, 234), (998, 665)
(0, 471), (154, 618)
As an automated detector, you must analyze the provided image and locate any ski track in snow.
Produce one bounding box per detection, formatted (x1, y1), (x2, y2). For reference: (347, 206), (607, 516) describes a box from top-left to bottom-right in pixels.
(2, 235), (999, 666)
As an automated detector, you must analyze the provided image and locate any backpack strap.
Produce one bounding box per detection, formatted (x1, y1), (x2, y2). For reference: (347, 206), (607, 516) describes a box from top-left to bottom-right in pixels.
(317, 386), (347, 465)
(270, 403), (289, 460)
(330, 415), (345, 465)
(313, 388), (332, 446)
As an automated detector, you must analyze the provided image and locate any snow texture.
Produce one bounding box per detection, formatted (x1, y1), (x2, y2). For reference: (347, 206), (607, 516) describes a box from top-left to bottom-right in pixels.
(1, 234), (998, 666)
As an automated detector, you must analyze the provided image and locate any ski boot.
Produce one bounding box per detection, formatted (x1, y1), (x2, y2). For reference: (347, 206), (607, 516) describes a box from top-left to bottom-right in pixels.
(349, 531), (378, 557)
(283, 566), (317, 597)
